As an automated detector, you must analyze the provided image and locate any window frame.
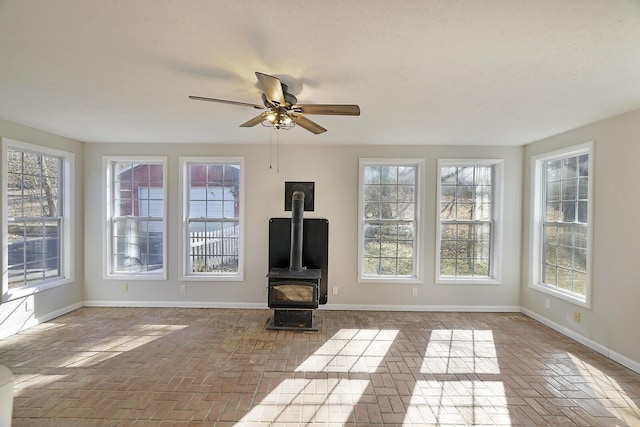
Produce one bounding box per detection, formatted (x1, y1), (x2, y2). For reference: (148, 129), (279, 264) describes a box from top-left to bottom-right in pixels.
(179, 157), (244, 281)
(2, 138), (75, 301)
(357, 158), (424, 284)
(529, 142), (593, 308)
(435, 159), (504, 285)
(103, 156), (168, 280)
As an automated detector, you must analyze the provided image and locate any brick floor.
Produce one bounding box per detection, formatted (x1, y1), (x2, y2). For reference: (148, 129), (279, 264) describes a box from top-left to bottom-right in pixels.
(1, 307), (639, 426)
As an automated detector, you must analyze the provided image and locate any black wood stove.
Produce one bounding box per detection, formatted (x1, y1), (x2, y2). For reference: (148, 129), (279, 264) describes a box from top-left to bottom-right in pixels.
(267, 183), (328, 331)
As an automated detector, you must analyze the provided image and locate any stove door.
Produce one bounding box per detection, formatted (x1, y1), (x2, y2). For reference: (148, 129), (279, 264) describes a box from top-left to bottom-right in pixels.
(268, 279), (319, 309)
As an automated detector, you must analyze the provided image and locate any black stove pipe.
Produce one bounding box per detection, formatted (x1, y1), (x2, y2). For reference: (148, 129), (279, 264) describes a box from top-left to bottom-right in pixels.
(289, 190), (305, 272)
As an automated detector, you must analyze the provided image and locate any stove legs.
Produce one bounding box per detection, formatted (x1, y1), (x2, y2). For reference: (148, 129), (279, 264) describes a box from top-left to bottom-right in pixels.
(267, 309), (318, 331)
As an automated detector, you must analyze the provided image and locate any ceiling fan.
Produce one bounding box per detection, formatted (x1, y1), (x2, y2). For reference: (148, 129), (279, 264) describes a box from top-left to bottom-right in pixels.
(189, 72), (360, 134)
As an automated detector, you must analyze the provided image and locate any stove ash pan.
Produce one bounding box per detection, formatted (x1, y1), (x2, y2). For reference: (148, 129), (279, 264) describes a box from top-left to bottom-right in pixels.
(267, 268), (320, 309)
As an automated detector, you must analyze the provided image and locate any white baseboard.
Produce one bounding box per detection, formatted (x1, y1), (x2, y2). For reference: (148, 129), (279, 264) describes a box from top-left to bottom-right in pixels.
(322, 304), (521, 312)
(83, 300), (267, 310)
(0, 301), (83, 339)
(84, 301), (521, 313)
(521, 308), (640, 374)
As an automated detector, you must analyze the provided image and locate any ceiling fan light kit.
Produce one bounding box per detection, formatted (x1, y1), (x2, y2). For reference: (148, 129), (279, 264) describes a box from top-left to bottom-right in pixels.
(189, 72), (360, 135)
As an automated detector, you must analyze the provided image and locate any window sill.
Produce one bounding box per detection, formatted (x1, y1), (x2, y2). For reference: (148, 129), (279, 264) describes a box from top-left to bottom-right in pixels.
(2, 277), (72, 303)
(436, 278), (502, 286)
(358, 276), (422, 285)
(530, 282), (590, 309)
(104, 273), (167, 281)
(180, 274), (244, 282)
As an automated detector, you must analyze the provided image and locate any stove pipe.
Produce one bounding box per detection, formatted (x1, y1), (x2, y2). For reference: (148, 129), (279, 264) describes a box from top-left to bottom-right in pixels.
(289, 190), (305, 272)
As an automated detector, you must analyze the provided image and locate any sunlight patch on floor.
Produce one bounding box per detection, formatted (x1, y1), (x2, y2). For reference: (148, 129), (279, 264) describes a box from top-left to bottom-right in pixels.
(568, 352), (640, 422)
(421, 329), (500, 374)
(405, 380), (511, 426)
(295, 328), (399, 373)
(237, 378), (370, 424)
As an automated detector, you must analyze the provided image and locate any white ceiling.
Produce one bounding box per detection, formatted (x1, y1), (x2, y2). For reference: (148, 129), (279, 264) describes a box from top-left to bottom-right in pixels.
(1, 0), (639, 146)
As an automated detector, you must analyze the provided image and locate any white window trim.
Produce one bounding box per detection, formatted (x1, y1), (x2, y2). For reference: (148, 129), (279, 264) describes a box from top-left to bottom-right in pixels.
(2, 138), (75, 302)
(102, 156), (168, 280)
(529, 141), (594, 308)
(178, 157), (244, 281)
(435, 159), (504, 285)
(357, 158), (424, 284)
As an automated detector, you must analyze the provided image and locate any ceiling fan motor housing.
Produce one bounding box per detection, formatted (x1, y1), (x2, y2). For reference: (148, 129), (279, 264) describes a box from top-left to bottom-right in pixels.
(262, 89), (297, 109)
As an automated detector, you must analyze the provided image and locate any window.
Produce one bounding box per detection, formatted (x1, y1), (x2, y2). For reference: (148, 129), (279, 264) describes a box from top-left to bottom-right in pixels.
(436, 160), (503, 283)
(358, 159), (422, 282)
(180, 158), (243, 280)
(530, 143), (593, 307)
(104, 157), (167, 278)
(2, 139), (74, 297)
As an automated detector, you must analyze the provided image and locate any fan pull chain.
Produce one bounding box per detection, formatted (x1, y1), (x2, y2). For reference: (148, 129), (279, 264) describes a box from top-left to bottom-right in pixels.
(269, 129), (273, 170)
(268, 128), (280, 173)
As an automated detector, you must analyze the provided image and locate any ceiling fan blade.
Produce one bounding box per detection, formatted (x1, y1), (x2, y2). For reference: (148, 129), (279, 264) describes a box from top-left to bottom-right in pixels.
(294, 104), (360, 116)
(294, 114), (327, 134)
(239, 114), (265, 128)
(255, 72), (285, 106)
(189, 95), (263, 109)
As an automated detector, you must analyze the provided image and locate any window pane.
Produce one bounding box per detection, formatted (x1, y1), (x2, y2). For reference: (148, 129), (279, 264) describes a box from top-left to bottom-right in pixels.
(381, 166), (397, 184)
(364, 184), (381, 201)
(561, 180), (577, 201)
(398, 167), (415, 184)
(110, 162), (165, 275)
(364, 239), (381, 257)
(381, 184), (397, 201)
(539, 151), (590, 298)
(457, 167), (474, 185)
(364, 202), (380, 219)
(363, 166), (380, 184)
(363, 257), (380, 275)
(185, 161), (241, 276)
(438, 163), (496, 280)
(441, 167), (456, 185)
(361, 162), (418, 279)
(397, 258), (413, 275)
(5, 148), (64, 289)
(380, 258), (397, 275)
(380, 203), (397, 219)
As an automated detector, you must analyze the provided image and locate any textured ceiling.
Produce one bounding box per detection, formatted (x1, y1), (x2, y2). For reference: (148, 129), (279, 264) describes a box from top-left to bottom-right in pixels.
(1, 0), (639, 145)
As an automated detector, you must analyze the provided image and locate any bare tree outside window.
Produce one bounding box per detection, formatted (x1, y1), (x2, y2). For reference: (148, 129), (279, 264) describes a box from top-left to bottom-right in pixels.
(6, 148), (63, 289)
(361, 163), (418, 278)
(439, 165), (494, 279)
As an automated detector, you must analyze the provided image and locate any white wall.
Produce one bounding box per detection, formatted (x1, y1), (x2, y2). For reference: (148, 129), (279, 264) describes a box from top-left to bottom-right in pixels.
(0, 119), (84, 338)
(521, 108), (640, 372)
(83, 142), (522, 311)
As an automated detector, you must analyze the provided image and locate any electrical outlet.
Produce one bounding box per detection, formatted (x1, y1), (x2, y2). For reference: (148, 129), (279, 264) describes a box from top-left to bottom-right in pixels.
(412, 288), (418, 297)
(122, 283), (128, 292)
(545, 298), (550, 309)
(332, 287), (338, 295)
(573, 311), (581, 323)
(180, 284), (187, 293)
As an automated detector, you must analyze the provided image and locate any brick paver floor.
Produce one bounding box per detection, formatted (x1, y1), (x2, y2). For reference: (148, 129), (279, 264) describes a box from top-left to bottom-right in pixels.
(1, 307), (639, 426)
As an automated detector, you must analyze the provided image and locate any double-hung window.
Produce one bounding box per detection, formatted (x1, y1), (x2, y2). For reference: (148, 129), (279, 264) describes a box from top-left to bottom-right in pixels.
(2, 139), (74, 297)
(530, 143), (592, 306)
(180, 157), (243, 280)
(436, 159), (503, 283)
(104, 157), (167, 278)
(358, 159), (422, 282)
